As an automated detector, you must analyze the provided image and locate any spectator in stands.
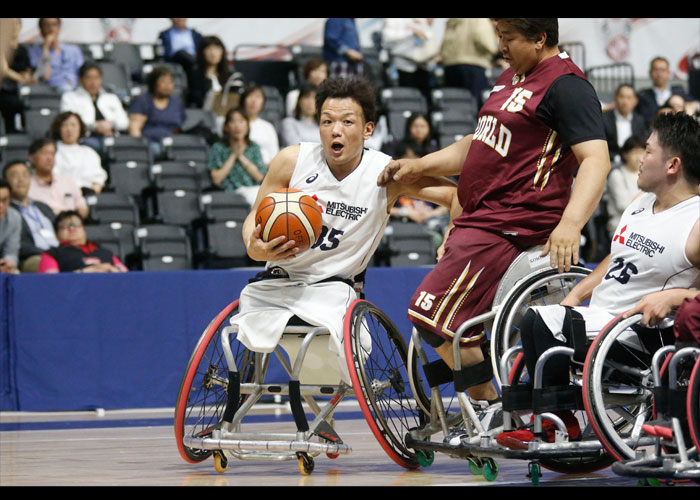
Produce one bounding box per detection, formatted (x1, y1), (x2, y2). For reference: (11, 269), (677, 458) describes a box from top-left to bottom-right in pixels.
(60, 62), (129, 151)
(439, 18), (499, 109)
(398, 112), (439, 158)
(50, 111), (108, 195)
(0, 18), (35, 134)
(602, 84), (648, 164)
(188, 35), (232, 109)
(128, 65), (186, 160)
(280, 84), (320, 147)
(157, 18), (202, 87)
(3, 159), (58, 273)
(636, 56), (689, 126)
(285, 59), (328, 117)
(323, 18), (363, 78)
(0, 179), (21, 274)
(381, 18), (438, 105)
(663, 93), (699, 118)
(27, 138), (89, 219)
(207, 107), (267, 206)
(605, 134), (645, 238)
(241, 84), (280, 166)
(37, 210), (128, 274)
(27, 18), (84, 93)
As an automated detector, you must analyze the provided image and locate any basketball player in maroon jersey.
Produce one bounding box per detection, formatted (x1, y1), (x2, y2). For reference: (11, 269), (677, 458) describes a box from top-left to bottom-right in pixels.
(378, 19), (611, 428)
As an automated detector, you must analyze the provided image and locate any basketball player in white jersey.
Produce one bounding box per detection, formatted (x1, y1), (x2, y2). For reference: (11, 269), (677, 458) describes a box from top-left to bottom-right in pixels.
(497, 111), (700, 449)
(230, 77), (461, 383)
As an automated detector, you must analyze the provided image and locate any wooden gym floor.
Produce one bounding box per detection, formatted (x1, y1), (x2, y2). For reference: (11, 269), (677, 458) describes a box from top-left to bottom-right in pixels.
(2, 399), (685, 488)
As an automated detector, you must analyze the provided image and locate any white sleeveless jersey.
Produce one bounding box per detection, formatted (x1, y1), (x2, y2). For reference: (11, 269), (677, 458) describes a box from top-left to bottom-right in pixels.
(266, 142), (391, 283)
(590, 192), (700, 314)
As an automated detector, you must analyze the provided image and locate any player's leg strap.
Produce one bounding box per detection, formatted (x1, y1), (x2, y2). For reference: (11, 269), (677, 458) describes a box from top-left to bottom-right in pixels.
(453, 345), (494, 393)
(564, 306), (588, 364)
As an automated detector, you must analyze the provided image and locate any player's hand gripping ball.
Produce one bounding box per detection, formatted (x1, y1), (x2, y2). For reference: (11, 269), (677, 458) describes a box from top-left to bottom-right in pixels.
(255, 189), (323, 253)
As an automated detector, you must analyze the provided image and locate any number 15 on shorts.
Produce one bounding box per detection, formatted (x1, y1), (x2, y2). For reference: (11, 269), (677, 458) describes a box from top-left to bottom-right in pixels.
(415, 291), (436, 311)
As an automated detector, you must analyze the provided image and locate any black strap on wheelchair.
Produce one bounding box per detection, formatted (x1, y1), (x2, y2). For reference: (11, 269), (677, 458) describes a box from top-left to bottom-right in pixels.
(453, 359), (494, 393)
(564, 306), (588, 364)
(423, 358), (453, 388)
(288, 380), (309, 432)
(248, 266), (356, 290)
(502, 384), (533, 411)
(222, 370), (241, 423)
(533, 385), (584, 413)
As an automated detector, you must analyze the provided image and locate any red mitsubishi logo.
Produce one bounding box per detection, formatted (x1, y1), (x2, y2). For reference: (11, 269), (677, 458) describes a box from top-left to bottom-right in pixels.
(613, 225), (627, 244)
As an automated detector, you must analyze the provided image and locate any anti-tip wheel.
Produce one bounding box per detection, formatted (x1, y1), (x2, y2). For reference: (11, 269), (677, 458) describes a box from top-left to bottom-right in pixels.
(298, 453), (315, 476)
(213, 451), (228, 474)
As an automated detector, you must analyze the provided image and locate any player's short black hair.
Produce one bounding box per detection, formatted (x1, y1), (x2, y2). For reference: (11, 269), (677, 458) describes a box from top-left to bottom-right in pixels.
(494, 18), (559, 47)
(315, 76), (377, 124)
(651, 111), (700, 185)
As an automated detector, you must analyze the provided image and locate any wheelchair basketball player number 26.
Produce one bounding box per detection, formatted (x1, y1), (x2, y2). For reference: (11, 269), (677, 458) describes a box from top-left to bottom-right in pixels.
(311, 225), (344, 251)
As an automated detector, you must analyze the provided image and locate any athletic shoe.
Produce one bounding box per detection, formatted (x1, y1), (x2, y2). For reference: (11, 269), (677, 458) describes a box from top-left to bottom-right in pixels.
(444, 400), (503, 446)
(496, 411), (581, 450)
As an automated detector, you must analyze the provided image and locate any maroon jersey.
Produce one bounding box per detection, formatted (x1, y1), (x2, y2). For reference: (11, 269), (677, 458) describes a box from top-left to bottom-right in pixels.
(455, 52), (588, 247)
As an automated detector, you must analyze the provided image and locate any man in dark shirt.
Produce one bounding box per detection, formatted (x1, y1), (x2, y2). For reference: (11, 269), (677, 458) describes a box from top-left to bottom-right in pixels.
(377, 18), (610, 432)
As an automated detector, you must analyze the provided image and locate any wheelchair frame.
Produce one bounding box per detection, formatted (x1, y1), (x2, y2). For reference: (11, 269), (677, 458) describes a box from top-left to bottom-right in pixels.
(402, 247), (606, 483)
(611, 344), (700, 483)
(174, 299), (353, 475)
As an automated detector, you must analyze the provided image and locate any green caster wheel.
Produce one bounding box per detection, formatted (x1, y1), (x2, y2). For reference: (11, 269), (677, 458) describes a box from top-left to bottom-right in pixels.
(468, 457), (483, 476)
(482, 458), (499, 482)
(416, 450), (435, 467)
(528, 462), (541, 486)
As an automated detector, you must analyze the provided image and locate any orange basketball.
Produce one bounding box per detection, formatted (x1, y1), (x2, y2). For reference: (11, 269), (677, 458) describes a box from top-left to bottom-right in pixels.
(255, 188), (323, 252)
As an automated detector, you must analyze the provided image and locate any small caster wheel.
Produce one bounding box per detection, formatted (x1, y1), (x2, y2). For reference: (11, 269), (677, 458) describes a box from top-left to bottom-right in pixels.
(326, 452), (339, 459)
(468, 457), (483, 476)
(482, 458), (498, 482)
(213, 451), (228, 474)
(528, 462), (541, 486)
(297, 453), (315, 476)
(416, 450), (435, 467)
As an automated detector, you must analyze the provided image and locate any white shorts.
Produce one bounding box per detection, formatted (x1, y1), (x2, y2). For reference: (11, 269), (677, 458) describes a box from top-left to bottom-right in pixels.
(530, 305), (638, 348)
(229, 278), (361, 384)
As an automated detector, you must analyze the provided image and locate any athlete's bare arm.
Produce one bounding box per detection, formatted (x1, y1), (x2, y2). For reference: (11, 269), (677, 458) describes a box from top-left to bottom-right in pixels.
(543, 138), (610, 272)
(242, 145), (300, 262)
(377, 134), (473, 186)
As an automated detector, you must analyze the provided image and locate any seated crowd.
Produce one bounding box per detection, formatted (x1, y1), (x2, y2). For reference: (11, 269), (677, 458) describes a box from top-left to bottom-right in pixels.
(1, 18), (699, 274)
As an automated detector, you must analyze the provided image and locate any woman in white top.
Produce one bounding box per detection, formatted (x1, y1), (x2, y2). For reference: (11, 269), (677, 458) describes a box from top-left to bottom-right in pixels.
(241, 84), (280, 166)
(50, 111), (108, 194)
(606, 134), (645, 237)
(280, 84), (320, 147)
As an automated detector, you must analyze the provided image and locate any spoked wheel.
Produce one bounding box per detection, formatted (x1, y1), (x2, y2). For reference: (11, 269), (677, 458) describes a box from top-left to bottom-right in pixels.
(583, 313), (676, 461)
(174, 299), (254, 463)
(505, 349), (614, 474)
(490, 267), (591, 387)
(344, 300), (427, 469)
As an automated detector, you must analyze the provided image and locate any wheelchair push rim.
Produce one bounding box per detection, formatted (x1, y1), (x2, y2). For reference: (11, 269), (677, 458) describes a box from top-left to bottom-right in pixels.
(344, 299), (426, 470)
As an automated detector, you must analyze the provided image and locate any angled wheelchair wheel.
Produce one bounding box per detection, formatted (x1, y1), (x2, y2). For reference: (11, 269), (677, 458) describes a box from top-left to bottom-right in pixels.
(490, 266), (591, 387)
(689, 357), (700, 451)
(583, 313), (676, 461)
(344, 300), (426, 469)
(174, 299), (254, 463)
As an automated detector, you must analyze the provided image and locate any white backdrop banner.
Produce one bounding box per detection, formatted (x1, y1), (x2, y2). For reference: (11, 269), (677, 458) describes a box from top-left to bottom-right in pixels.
(18, 18), (700, 80)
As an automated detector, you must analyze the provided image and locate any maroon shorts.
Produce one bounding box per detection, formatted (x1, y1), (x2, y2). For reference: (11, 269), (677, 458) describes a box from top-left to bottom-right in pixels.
(674, 294), (700, 345)
(407, 226), (522, 346)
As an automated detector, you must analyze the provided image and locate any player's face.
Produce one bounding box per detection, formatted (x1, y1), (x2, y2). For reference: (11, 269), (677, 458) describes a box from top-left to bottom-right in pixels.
(319, 97), (374, 174)
(637, 132), (671, 192)
(496, 21), (544, 75)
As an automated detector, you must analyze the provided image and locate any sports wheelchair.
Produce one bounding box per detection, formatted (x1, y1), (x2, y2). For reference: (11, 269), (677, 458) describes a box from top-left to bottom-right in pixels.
(173, 286), (428, 476)
(601, 320), (700, 485)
